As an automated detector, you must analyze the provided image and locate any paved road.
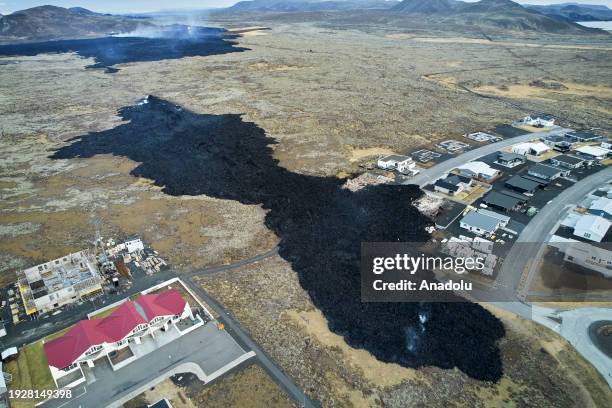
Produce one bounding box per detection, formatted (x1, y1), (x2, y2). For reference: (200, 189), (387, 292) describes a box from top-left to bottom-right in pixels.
(186, 245), (279, 277)
(41, 322), (250, 408)
(184, 276), (318, 408)
(1, 246), (279, 349)
(406, 127), (569, 187)
(557, 308), (612, 388)
(495, 166), (612, 298)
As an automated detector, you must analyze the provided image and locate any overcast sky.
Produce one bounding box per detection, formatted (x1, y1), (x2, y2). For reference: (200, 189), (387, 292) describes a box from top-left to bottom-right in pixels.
(1, 0), (611, 15)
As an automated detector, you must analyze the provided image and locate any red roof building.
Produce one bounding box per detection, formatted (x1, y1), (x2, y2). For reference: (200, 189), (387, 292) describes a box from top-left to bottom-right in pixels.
(135, 289), (186, 321)
(43, 289), (187, 369)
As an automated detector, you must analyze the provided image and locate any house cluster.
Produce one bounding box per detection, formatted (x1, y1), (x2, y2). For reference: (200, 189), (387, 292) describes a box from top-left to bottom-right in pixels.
(43, 287), (202, 388)
(550, 192), (612, 278)
(377, 154), (420, 176)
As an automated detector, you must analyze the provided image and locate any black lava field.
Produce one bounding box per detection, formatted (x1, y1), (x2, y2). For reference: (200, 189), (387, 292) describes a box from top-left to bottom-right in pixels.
(0, 25), (247, 70)
(51, 96), (505, 381)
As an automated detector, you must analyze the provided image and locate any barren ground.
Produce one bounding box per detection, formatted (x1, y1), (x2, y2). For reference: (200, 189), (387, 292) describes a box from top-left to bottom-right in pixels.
(1, 19), (611, 406)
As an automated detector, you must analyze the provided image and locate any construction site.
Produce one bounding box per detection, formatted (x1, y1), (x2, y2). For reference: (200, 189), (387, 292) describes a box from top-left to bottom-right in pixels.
(1, 235), (168, 332)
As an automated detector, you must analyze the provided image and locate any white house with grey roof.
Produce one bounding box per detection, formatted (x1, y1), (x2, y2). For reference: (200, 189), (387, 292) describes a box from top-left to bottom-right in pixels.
(511, 141), (551, 156)
(573, 214), (611, 243)
(456, 161), (500, 182)
(588, 197), (612, 220)
(459, 209), (510, 236)
(377, 155), (419, 175)
(550, 154), (585, 169)
(519, 114), (555, 128)
(575, 146), (610, 161)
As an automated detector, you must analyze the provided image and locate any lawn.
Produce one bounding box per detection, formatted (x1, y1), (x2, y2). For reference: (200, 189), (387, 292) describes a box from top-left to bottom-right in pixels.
(5, 340), (55, 408)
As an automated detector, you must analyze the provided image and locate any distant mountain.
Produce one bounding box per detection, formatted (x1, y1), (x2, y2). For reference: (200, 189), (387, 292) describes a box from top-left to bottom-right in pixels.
(391, 0), (457, 14)
(0, 5), (152, 42)
(525, 3), (612, 22)
(229, 0), (398, 12)
(68, 7), (101, 16)
(390, 0), (598, 33)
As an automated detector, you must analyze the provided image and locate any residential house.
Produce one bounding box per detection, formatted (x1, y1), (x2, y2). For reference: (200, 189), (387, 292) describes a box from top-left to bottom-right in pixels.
(377, 155), (419, 175)
(528, 163), (567, 181)
(495, 152), (525, 168)
(482, 190), (526, 212)
(505, 175), (541, 194)
(541, 134), (576, 152)
(589, 197), (612, 220)
(549, 154), (585, 169)
(433, 174), (474, 196)
(575, 146), (610, 161)
(511, 141), (551, 156)
(565, 131), (602, 143)
(456, 161), (501, 182)
(459, 209), (510, 236)
(519, 114), (555, 128)
(573, 214), (611, 243)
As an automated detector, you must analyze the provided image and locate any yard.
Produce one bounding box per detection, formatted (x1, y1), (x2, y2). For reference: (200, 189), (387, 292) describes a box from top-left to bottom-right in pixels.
(5, 340), (55, 408)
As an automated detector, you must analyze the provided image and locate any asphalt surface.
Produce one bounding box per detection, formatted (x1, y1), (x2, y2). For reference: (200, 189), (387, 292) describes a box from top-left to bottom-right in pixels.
(496, 166), (612, 299)
(558, 308), (612, 388)
(40, 321), (250, 408)
(184, 275), (318, 408)
(406, 127), (569, 187)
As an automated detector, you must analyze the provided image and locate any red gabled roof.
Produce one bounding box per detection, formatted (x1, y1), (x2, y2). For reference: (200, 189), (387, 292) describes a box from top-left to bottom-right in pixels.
(44, 320), (112, 369)
(135, 289), (186, 321)
(43, 289), (187, 369)
(96, 301), (146, 342)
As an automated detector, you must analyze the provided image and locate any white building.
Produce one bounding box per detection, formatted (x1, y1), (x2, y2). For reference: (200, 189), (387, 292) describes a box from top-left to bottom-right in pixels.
(549, 236), (612, 278)
(377, 154), (419, 175)
(44, 288), (201, 388)
(573, 214), (611, 243)
(575, 145), (610, 161)
(17, 250), (102, 316)
(456, 161), (500, 182)
(511, 141), (551, 156)
(519, 114), (555, 127)
(588, 197), (612, 220)
(459, 209), (510, 236)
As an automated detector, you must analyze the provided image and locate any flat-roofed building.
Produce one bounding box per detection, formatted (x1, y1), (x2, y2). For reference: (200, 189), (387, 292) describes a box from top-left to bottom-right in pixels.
(377, 154), (419, 175)
(17, 250), (102, 316)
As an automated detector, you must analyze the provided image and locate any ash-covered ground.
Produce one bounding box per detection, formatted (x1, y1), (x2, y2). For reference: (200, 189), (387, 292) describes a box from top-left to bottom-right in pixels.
(51, 96), (505, 381)
(0, 25), (248, 70)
